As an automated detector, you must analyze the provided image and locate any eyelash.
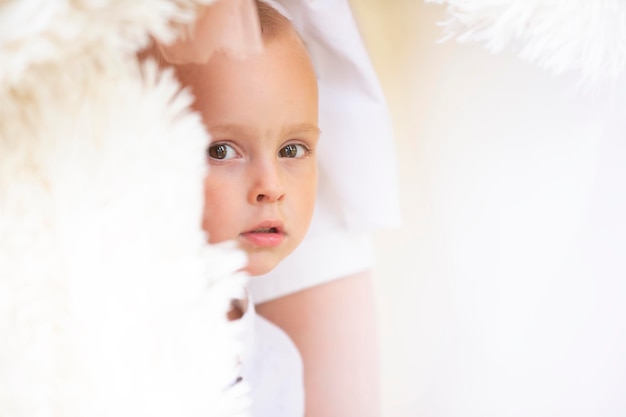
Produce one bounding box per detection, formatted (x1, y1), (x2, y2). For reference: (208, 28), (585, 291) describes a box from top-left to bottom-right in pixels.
(207, 143), (238, 161)
(279, 143), (311, 158)
(206, 141), (313, 161)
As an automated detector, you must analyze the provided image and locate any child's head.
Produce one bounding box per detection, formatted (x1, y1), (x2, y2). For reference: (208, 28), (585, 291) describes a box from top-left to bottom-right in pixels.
(176, 1), (319, 276)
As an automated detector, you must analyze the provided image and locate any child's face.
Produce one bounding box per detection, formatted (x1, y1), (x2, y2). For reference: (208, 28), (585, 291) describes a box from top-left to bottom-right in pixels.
(178, 36), (319, 276)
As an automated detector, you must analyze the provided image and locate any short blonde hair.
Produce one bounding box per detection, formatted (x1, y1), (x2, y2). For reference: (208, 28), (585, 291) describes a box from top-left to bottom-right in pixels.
(140, 0), (297, 65)
(256, 0), (295, 41)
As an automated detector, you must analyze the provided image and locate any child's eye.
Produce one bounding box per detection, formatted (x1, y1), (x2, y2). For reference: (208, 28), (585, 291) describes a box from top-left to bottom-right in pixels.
(279, 143), (308, 158)
(207, 143), (237, 160)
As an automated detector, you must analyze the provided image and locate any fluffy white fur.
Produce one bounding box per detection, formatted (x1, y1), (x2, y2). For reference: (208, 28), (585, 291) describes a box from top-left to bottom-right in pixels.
(428, 0), (626, 85)
(0, 0), (208, 85)
(0, 1), (250, 416)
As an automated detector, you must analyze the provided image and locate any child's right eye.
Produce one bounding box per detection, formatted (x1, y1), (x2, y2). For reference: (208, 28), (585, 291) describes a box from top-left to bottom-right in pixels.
(207, 143), (237, 161)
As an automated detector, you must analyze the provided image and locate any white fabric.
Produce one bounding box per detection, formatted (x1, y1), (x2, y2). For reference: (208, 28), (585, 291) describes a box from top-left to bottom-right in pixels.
(281, 0), (400, 230)
(232, 297), (305, 417)
(250, 0), (399, 303)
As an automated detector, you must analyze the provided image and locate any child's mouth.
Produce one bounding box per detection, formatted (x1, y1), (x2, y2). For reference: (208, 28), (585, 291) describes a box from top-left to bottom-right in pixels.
(240, 223), (284, 247)
(252, 227), (278, 233)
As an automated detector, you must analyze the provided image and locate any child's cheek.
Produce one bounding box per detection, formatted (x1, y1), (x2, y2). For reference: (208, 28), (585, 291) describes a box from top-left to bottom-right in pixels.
(202, 174), (236, 243)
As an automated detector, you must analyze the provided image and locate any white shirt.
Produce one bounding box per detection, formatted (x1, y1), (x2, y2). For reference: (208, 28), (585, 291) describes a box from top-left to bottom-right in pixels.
(231, 296), (304, 417)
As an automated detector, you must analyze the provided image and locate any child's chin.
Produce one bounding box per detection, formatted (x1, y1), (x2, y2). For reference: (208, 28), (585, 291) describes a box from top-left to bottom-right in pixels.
(244, 259), (278, 277)
(244, 246), (297, 276)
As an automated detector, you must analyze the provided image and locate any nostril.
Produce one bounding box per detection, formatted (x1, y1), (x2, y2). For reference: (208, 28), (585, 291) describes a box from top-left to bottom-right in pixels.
(256, 194), (265, 202)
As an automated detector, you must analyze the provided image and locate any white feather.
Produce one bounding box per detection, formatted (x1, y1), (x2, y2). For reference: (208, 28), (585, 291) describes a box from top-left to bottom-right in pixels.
(428, 0), (626, 85)
(0, 0), (250, 416)
(0, 0), (215, 86)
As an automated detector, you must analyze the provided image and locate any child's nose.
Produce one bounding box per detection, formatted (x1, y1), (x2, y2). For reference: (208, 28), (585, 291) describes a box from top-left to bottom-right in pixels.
(249, 161), (285, 204)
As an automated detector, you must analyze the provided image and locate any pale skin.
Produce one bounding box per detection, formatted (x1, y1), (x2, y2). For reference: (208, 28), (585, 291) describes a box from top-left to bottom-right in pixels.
(171, 5), (382, 414)
(256, 270), (382, 417)
(176, 33), (319, 276)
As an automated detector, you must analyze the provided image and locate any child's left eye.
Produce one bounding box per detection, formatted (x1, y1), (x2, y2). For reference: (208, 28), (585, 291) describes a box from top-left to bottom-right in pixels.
(279, 144), (308, 158)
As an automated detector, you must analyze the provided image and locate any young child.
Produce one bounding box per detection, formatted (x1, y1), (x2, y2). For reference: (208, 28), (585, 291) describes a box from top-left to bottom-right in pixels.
(172, 2), (319, 415)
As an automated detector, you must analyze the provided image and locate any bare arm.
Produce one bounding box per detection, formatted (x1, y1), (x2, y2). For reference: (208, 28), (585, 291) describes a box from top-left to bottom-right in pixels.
(255, 270), (381, 417)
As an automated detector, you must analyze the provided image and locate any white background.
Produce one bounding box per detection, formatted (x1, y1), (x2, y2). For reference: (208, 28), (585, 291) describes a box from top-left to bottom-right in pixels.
(349, 1), (626, 416)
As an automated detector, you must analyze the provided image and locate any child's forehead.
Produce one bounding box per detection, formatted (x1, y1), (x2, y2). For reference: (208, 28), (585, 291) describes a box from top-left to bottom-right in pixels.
(209, 122), (320, 137)
(175, 36), (315, 90)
